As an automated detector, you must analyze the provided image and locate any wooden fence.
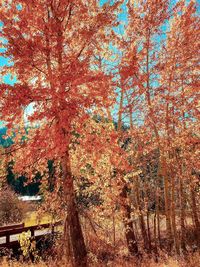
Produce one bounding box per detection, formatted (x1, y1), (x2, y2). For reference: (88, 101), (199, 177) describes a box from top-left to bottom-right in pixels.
(0, 223), (25, 232)
(0, 221), (62, 248)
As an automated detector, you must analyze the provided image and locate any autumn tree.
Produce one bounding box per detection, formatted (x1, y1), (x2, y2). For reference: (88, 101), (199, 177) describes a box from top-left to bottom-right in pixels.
(158, 0), (200, 250)
(0, 0), (199, 263)
(0, 0), (119, 266)
(111, 0), (171, 253)
(114, 0), (199, 254)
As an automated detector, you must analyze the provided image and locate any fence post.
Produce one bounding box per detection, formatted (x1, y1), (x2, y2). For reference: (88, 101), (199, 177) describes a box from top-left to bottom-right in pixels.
(6, 234), (9, 244)
(30, 228), (34, 237)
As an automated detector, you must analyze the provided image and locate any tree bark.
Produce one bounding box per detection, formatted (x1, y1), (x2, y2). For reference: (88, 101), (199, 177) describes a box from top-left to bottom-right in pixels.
(146, 209), (152, 252)
(120, 184), (139, 256)
(170, 173), (179, 254)
(62, 151), (87, 267)
(155, 177), (161, 249)
(161, 157), (172, 244)
(117, 87), (138, 256)
(190, 184), (200, 233)
(177, 160), (186, 252)
(179, 177), (186, 251)
(135, 177), (149, 251)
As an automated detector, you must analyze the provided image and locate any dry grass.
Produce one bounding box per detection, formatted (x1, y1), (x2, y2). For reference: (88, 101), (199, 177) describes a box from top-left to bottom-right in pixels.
(1, 210), (200, 267)
(24, 211), (53, 227)
(0, 252), (200, 267)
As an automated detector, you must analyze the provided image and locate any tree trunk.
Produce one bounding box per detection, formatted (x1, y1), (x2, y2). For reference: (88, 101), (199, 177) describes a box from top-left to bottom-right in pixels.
(146, 209), (152, 252)
(145, 183), (152, 252)
(175, 153), (186, 252)
(161, 158), (172, 245)
(170, 173), (179, 254)
(153, 212), (158, 254)
(120, 184), (139, 256)
(155, 178), (161, 249)
(190, 184), (200, 247)
(179, 176), (186, 251)
(62, 151), (87, 267)
(190, 184), (200, 233)
(135, 177), (149, 251)
(117, 87), (138, 256)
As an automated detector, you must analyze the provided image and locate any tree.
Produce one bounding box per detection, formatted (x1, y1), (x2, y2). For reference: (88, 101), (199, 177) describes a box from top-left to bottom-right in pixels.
(0, 1), (119, 266)
(114, 0), (199, 254)
(158, 1), (200, 250)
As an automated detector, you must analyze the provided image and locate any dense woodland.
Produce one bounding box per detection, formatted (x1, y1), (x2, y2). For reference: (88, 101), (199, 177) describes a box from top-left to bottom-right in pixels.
(0, 0), (199, 266)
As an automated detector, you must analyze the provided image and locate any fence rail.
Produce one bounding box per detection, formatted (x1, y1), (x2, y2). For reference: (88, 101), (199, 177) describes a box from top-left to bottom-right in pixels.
(0, 221), (62, 248)
(0, 223), (24, 232)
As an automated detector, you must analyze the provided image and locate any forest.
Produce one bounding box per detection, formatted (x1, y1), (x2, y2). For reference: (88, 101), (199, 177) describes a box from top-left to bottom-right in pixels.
(0, 0), (199, 266)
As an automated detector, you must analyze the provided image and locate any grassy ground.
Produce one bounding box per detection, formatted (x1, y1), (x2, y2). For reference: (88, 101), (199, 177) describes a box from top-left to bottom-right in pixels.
(1, 252), (200, 267)
(1, 211), (200, 266)
(24, 211), (53, 227)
